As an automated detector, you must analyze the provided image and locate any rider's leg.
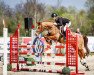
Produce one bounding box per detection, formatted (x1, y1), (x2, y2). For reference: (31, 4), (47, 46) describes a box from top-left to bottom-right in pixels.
(59, 25), (66, 39)
(63, 25), (67, 39)
(68, 21), (71, 27)
(64, 21), (71, 31)
(63, 21), (71, 39)
(64, 25), (67, 32)
(63, 31), (66, 39)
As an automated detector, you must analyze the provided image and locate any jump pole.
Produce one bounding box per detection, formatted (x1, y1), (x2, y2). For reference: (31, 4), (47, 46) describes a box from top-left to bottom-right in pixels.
(3, 19), (8, 75)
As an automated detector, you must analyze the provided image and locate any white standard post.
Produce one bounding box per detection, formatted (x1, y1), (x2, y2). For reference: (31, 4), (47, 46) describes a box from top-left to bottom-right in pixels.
(3, 28), (8, 75)
(31, 29), (35, 44)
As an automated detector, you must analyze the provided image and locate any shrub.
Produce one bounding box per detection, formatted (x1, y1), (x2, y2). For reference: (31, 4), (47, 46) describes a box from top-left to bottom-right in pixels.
(7, 64), (12, 71)
(62, 67), (70, 75)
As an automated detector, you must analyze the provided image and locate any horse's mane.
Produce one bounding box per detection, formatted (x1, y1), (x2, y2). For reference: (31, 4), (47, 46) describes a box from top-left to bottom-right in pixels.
(42, 19), (54, 22)
(37, 20), (54, 25)
(43, 20), (53, 22)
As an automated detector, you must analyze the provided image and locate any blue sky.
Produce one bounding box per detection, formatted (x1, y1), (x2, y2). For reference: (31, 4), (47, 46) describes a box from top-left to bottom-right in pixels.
(4, 0), (86, 10)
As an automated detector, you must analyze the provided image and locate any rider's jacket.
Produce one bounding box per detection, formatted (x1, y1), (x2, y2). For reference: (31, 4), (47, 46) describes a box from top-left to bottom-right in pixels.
(55, 17), (70, 26)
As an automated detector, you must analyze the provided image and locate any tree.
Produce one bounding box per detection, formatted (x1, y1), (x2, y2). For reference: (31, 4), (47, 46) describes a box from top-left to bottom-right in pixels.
(16, 0), (46, 21)
(0, 0), (14, 36)
(85, 0), (94, 35)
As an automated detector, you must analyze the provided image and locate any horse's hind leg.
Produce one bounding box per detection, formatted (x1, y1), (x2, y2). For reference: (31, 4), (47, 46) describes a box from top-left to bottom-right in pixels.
(83, 35), (90, 57)
(78, 49), (90, 71)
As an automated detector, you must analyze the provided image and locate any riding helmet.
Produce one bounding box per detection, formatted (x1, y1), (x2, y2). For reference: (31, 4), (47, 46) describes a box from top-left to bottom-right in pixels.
(51, 13), (58, 18)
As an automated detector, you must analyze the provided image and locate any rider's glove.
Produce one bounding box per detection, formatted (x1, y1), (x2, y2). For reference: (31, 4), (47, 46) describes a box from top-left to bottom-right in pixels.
(53, 23), (57, 25)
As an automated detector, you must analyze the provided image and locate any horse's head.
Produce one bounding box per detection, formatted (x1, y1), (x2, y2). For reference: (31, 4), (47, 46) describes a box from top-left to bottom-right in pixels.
(36, 21), (54, 36)
(34, 22), (42, 35)
(36, 22), (43, 32)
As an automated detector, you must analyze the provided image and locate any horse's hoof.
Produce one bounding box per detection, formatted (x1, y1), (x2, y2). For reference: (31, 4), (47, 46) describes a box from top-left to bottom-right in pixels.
(85, 68), (90, 71)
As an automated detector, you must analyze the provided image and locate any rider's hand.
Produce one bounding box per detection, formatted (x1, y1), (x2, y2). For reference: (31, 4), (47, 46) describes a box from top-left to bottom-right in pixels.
(53, 23), (57, 25)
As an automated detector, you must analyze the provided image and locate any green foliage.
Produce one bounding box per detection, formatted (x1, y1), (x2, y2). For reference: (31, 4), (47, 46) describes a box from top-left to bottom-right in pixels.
(53, 6), (67, 16)
(25, 55), (35, 61)
(24, 55), (35, 66)
(27, 58), (34, 61)
(85, 0), (94, 35)
(62, 67), (70, 74)
(7, 64), (12, 71)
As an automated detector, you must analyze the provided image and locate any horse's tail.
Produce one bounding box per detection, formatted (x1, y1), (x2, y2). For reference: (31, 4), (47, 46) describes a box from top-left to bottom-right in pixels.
(83, 35), (90, 57)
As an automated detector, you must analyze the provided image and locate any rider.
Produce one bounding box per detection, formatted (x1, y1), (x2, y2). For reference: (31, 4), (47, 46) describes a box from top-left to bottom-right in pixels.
(51, 13), (71, 39)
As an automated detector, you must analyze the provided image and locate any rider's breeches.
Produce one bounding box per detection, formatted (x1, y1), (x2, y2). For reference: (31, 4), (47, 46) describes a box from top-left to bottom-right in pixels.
(64, 21), (71, 31)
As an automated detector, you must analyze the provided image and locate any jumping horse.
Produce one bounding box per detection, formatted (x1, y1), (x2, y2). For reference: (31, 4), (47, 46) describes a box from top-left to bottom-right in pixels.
(35, 21), (90, 71)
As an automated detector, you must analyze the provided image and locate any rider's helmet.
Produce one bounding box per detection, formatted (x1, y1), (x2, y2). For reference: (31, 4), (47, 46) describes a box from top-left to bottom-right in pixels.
(51, 13), (58, 18)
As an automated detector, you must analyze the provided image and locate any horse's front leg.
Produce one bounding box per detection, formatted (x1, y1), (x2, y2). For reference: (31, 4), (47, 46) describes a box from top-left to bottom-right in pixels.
(44, 35), (58, 45)
(44, 35), (52, 45)
(48, 35), (58, 40)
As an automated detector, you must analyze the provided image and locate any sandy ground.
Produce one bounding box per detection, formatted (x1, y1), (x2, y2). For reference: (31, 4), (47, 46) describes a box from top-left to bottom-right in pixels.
(0, 55), (94, 75)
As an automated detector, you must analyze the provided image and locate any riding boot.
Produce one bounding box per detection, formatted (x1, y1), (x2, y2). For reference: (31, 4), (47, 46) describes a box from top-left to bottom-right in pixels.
(63, 31), (66, 40)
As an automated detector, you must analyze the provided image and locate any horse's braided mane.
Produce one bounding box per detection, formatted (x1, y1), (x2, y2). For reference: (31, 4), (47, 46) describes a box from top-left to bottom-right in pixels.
(37, 20), (55, 26)
(42, 19), (54, 22)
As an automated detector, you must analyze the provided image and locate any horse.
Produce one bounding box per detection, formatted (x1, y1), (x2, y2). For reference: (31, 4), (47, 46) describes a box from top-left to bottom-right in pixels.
(35, 21), (90, 71)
